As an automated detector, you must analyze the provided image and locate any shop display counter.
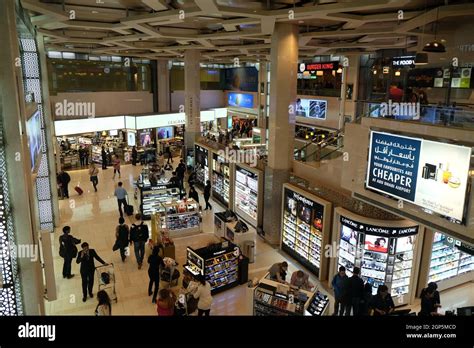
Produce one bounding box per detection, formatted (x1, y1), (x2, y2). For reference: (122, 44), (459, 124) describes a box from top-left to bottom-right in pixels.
(211, 152), (230, 207)
(280, 184), (332, 280)
(253, 275), (329, 316)
(184, 240), (247, 294)
(156, 199), (201, 238)
(138, 181), (180, 219)
(233, 164), (264, 229)
(194, 143), (210, 189)
(332, 208), (421, 306)
(224, 220), (256, 249)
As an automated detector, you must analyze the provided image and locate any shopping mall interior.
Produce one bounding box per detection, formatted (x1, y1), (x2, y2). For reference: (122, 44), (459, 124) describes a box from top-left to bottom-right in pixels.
(1, 0), (474, 322)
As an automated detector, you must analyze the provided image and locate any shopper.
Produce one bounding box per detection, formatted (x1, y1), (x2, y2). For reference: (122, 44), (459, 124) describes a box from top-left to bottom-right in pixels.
(157, 289), (176, 316)
(132, 146), (138, 166)
(114, 182), (128, 218)
(114, 217), (129, 262)
(188, 186), (200, 205)
(169, 171), (180, 187)
(148, 246), (165, 303)
(203, 180), (212, 211)
(193, 275), (213, 316)
(89, 163), (99, 192)
(95, 290), (112, 316)
(344, 266), (364, 316)
(176, 160), (186, 190)
(290, 270), (313, 290)
(369, 285), (395, 316)
(76, 242), (106, 302)
(165, 146), (173, 164)
(112, 155), (121, 179)
(130, 213), (149, 269)
(101, 146), (107, 169)
(187, 170), (197, 188)
(331, 266), (348, 316)
(359, 283), (373, 316)
(58, 226), (81, 279)
(57, 170), (71, 199)
(420, 282), (441, 309)
(419, 286), (442, 316)
(79, 147), (85, 167)
(84, 146), (89, 166)
(268, 261), (288, 283)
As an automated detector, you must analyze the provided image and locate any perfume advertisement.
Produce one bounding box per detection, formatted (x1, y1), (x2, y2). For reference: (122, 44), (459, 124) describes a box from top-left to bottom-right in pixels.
(367, 131), (471, 222)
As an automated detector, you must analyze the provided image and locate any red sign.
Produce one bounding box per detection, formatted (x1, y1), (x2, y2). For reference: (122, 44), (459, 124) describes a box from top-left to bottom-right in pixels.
(299, 62), (336, 72)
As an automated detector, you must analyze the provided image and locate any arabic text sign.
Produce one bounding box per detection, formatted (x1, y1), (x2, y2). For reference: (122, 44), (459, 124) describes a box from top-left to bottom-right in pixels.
(367, 132), (421, 202)
(367, 131), (472, 222)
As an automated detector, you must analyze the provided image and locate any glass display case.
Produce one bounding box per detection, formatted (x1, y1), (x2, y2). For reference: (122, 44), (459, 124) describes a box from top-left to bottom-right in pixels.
(138, 183), (180, 219)
(194, 144), (209, 189)
(234, 166), (259, 225)
(158, 199), (201, 236)
(336, 215), (418, 300)
(184, 241), (242, 294)
(281, 186), (325, 277)
(428, 232), (474, 283)
(212, 153), (230, 206)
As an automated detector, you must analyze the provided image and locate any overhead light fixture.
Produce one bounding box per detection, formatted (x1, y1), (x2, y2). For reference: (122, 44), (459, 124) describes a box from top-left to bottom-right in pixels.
(414, 52), (428, 65)
(383, 66), (389, 74)
(316, 70), (323, 76)
(423, 7), (446, 53)
(373, 69), (377, 75)
(91, 10), (99, 14)
(395, 70), (401, 76)
(336, 67), (342, 73)
(298, 20), (304, 24)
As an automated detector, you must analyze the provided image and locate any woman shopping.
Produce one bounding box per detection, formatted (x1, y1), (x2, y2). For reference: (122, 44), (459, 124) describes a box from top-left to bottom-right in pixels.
(193, 275), (213, 316)
(95, 290), (112, 316)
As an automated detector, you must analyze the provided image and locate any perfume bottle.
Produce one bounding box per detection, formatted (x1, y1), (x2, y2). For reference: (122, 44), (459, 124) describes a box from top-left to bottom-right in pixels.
(442, 162), (452, 184)
(437, 163), (443, 182)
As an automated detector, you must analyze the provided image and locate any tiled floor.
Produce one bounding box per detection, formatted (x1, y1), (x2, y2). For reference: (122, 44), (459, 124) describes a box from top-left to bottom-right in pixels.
(45, 162), (474, 316)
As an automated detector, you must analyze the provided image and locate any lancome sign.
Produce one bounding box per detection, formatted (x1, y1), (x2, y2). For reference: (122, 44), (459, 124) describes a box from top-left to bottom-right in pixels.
(367, 131), (472, 222)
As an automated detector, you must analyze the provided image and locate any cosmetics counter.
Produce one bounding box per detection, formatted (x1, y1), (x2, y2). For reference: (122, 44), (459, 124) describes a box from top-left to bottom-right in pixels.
(194, 144), (210, 189)
(150, 215), (176, 259)
(280, 184), (332, 280)
(137, 178), (180, 219)
(418, 229), (474, 293)
(154, 199), (201, 238)
(233, 164), (264, 229)
(253, 276), (330, 316)
(211, 152), (231, 207)
(331, 208), (421, 306)
(184, 240), (249, 294)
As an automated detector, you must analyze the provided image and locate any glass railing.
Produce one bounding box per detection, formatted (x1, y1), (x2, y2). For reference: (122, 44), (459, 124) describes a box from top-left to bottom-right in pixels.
(294, 132), (344, 163)
(356, 100), (474, 129)
(297, 88), (341, 98)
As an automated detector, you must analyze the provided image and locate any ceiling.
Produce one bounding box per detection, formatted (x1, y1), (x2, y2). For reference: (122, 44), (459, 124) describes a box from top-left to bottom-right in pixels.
(21, 0), (474, 62)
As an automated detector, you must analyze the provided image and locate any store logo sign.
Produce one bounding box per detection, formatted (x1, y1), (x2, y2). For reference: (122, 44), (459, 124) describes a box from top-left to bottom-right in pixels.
(293, 192), (314, 207)
(379, 100), (420, 120)
(217, 147), (258, 168)
(55, 99), (95, 118)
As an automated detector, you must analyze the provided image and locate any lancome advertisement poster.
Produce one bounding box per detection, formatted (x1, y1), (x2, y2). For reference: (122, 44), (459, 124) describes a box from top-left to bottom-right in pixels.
(367, 131), (471, 222)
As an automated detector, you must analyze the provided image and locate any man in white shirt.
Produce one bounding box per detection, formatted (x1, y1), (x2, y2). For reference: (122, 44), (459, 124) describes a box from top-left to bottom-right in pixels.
(114, 182), (128, 218)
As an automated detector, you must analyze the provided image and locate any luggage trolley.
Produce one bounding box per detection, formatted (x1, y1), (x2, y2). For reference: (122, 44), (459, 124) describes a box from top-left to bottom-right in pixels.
(96, 263), (117, 303)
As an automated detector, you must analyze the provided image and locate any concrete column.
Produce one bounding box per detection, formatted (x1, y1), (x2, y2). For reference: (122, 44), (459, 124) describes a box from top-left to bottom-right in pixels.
(263, 23), (298, 244)
(37, 33), (60, 226)
(184, 50), (201, 151)
(0, 0), (45, 314)
(157, 60), (171, 112)
(342, 54), (361, 124)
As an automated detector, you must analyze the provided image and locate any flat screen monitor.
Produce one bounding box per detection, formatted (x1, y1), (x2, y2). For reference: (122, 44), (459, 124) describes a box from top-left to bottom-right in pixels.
(26, 110), (42, 172)
(157, 126), (174, 140)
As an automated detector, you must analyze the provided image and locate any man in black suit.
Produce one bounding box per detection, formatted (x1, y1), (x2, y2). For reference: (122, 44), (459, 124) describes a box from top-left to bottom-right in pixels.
(76, 242), (106, 302)
(59, 226), (81, 279)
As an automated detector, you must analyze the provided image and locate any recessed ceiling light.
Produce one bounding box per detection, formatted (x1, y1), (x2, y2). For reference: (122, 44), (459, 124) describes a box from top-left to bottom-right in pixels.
(91, 10), (99, 14)
(298, 21), (304, 24)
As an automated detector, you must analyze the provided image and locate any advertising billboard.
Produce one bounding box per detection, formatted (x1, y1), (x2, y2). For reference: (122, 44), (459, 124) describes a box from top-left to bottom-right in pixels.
(228, 92), (254, 108)
(366, 131), (472, 222)
(295, 98), (327, 119)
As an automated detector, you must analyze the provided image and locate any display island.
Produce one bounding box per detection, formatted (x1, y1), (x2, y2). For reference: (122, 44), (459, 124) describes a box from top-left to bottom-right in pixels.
(253, 275), (329, 316)
(184, 240), (248, 294)
(154, 199), (201, 238)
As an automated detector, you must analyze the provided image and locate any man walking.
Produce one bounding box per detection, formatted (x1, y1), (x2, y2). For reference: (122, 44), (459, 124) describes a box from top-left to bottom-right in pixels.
(203, 180), (212, 210)
(331, 266), (348, 315)
(344, 267), (365, 316)
(130, 213), (149, 270)
(59, 226), (81, 279)
(76, 242), (106, 302)
(176, 159), (186, 191)
(114, 182), (128, 218)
